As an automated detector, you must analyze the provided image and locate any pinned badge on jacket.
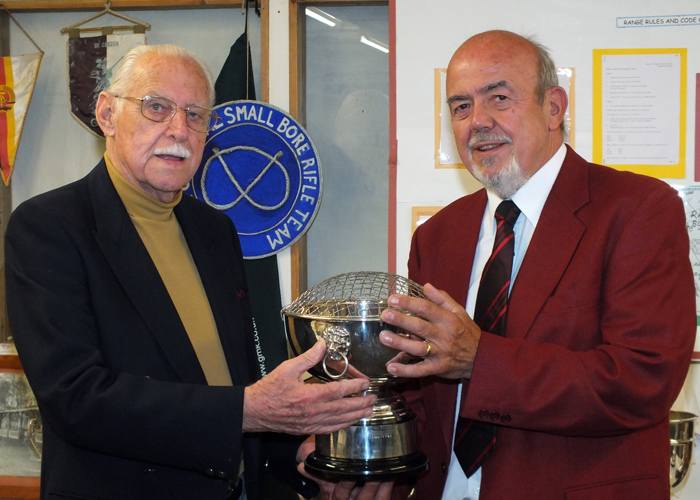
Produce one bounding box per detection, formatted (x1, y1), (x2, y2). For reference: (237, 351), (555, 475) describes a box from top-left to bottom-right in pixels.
(185, 100), (323, 259)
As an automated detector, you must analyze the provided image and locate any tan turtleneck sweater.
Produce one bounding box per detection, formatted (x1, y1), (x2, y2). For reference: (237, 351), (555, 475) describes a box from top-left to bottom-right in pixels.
(105, 155), (233, 386)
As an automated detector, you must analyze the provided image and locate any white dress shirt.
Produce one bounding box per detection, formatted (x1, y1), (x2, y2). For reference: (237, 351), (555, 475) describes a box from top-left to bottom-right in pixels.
(441, 144), (566, 500)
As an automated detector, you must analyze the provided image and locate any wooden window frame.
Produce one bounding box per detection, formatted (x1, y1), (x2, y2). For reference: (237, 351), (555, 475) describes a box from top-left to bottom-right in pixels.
(288, 0), (394, 299)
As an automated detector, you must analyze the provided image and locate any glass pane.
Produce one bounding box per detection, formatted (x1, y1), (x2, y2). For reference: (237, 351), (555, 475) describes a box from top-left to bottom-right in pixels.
(304, 4), (390, 288)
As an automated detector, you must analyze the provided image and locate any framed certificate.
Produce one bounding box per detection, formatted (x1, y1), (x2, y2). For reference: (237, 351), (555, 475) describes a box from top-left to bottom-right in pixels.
(592, 48), (687, 178)
(676, 188), (700, 362)
(0, 343), (40, 499)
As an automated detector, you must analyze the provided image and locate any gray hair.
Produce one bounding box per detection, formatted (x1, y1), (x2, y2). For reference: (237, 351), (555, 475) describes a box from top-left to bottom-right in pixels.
(523, 34), (567, 138)
(106, 44), (215, 111)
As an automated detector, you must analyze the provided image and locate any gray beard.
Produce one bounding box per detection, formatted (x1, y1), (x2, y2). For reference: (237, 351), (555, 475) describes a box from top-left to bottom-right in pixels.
(469, 153), (529, 199)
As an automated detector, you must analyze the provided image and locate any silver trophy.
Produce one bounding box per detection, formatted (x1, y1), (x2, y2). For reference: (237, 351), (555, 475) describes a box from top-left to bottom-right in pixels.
(670, 410), (697, 489)
(282, 271), (429, 480)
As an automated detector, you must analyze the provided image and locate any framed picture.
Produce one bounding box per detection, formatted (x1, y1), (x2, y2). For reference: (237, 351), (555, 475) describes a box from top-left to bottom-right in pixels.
(434, 69), (464, 169)
(0, 343), (40, 499)
(412, 206), (443, 234)
(592, 48), (687, 178)
(676, 188), (700, 363)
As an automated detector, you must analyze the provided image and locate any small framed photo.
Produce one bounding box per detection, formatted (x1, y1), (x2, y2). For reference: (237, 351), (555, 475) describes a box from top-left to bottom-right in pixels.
(412, 206), (443, 234)
(0, 343), (41, 499)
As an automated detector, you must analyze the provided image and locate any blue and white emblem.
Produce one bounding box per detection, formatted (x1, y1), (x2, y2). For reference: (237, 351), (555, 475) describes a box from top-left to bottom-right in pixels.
(185, 100), (323, 259)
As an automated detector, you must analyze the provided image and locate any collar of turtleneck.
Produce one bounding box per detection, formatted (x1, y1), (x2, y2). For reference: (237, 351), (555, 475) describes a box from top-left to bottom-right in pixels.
(104, 154), (182, 221)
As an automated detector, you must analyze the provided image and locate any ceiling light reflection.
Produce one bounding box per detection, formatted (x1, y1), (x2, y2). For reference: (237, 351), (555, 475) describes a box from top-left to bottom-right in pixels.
(360, 35), (389, 54)
(305, 7), (336, 27)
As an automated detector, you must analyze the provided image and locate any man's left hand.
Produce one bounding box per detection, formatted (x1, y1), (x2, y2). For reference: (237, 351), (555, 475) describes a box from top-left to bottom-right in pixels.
(379, 283), (481, 380)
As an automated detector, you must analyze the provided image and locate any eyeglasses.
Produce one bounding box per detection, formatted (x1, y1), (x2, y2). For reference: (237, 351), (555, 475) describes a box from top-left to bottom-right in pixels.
(115, 95), (220, 133)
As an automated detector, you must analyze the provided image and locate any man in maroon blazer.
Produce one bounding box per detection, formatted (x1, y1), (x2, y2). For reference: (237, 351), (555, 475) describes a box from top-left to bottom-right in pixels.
(379, 31), (696, 500)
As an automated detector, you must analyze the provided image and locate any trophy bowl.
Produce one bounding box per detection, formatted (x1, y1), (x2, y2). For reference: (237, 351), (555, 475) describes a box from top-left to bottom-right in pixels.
(670, 410), (697, 489)
(282, 271), (429, 481)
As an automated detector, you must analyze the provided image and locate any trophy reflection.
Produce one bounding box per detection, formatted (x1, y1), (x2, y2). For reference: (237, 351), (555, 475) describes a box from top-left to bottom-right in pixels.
(670, 410), (697, 490)
(282, 271), (429, 480)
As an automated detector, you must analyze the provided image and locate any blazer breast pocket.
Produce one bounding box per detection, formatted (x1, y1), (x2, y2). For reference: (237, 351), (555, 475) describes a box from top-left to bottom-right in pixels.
(527, 286), (601, 347)
(540, 284), (600, 313)
(565, 474), (666, 500)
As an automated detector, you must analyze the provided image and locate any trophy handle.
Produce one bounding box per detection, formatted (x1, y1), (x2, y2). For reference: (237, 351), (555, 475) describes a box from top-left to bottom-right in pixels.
(321, 325), (351, 379)
(323, 351), (349, 379)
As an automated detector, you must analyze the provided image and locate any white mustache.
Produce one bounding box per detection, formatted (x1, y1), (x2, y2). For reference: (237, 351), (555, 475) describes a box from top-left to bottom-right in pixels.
(468, 133), (513, 150)
(154, 144), (191, 159)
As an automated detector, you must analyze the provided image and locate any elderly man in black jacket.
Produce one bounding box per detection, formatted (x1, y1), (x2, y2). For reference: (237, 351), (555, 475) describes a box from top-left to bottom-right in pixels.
(6, 44), (375, 500)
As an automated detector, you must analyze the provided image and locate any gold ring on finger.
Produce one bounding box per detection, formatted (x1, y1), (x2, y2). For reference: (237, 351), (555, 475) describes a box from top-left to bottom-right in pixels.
(421, 340), (432, 358)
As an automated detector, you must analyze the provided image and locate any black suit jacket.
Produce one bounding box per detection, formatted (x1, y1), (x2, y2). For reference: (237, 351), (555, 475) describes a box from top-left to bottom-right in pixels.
(6, 161), (304, 500)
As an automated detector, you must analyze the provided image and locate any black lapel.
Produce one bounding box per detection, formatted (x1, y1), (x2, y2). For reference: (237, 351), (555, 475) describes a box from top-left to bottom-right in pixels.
(88, 161), (207, 384)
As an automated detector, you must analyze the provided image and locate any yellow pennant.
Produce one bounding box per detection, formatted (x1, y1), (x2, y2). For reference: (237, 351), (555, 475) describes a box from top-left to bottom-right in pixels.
(0, 52), (42, 186)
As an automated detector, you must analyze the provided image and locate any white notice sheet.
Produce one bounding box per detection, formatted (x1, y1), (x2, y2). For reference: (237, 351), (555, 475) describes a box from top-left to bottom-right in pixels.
(602, 53), (681, 165)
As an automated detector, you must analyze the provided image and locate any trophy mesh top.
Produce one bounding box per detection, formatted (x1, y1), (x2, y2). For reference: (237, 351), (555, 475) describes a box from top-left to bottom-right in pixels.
(282, 271), (427, 320)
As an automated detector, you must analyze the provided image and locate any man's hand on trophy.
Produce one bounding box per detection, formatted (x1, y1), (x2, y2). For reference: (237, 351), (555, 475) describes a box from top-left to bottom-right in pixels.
(296, 437), (394, 500)
(242, 339), (375, 434)
(379, 283), (481, 380)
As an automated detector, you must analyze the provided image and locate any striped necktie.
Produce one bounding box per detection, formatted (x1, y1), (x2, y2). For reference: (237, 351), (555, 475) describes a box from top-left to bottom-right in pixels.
(453, 199), (520, 477)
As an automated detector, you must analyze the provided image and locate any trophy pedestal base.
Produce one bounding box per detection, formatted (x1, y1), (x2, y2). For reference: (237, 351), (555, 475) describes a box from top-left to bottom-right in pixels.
(305, 451), (429, 481)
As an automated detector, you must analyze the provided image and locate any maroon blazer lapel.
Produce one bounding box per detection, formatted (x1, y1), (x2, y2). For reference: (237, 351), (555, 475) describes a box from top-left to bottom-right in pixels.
(507, 146), (590, 340)
(410, 190), (487, 454)
(421, 190), (486, 306)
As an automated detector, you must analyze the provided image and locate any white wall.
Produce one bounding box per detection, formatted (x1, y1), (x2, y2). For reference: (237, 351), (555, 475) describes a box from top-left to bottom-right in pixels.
(394, 1), (700, 497)
(267, 0), (293, 306)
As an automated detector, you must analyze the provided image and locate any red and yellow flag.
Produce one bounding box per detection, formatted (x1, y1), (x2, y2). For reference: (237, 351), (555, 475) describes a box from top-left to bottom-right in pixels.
(0, 52), (42, 186)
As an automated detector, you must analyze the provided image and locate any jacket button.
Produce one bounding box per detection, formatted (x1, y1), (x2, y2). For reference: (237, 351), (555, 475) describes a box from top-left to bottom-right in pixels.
(490, 411), (500, 421)
(479, 409), (489, 419)
(501, 413), (511, 423)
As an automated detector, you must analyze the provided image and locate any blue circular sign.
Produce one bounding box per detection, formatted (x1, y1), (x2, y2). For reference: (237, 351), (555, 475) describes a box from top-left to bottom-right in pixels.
(185, 100), (323, 259)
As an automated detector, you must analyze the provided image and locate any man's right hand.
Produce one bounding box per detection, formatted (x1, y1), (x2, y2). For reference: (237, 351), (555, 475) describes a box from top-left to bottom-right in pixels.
(242, 339), (375, 434)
